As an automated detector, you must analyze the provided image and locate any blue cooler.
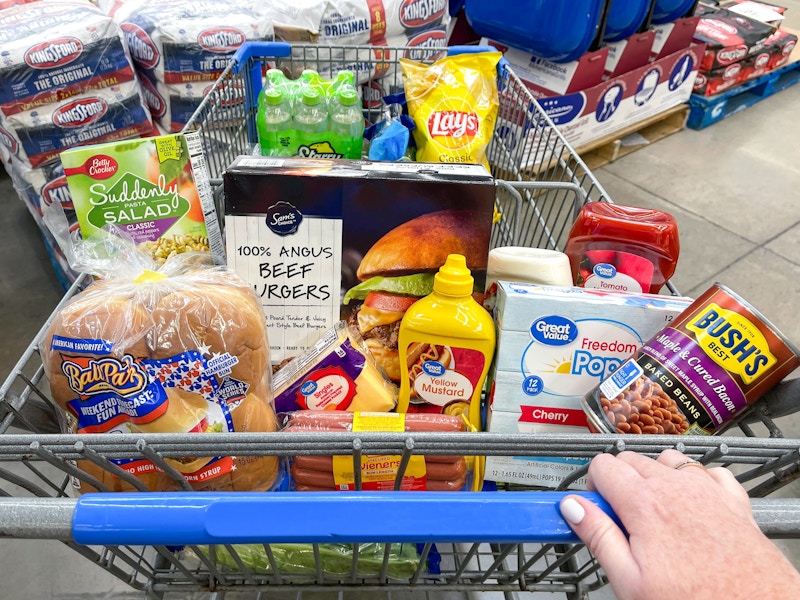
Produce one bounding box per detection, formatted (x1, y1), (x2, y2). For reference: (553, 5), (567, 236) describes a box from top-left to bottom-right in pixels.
(651, 0), (698, 24)
(604, 0), (653, 42)
(464, 0), (607, 63)
(449, 0), (465, 16)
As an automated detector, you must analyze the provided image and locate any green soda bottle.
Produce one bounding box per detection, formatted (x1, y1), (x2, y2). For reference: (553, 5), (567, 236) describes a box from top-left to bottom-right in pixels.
(294, 87), (329, 153)
(257, 88), (293, 156)
(329, 88), (364, 159)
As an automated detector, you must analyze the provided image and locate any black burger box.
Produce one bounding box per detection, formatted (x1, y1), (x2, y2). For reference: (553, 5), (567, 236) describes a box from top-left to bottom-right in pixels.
(223, 157), (496, 366)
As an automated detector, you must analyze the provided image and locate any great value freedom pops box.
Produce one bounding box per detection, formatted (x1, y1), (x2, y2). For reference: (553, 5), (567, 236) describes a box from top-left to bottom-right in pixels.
(485, 282), (693, 488)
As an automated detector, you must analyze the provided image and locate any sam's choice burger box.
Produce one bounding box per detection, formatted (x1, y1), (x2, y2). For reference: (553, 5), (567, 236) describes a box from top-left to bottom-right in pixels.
(485, 282), (693, 488)
(223, 157), (495, 365)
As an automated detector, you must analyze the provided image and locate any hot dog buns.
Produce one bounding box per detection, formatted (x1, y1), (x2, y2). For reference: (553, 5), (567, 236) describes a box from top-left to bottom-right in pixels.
(41, 265), (278, 493)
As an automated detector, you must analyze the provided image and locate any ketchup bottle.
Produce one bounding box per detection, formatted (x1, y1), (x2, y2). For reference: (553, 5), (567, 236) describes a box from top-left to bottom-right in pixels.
(564, 202), (679, 294)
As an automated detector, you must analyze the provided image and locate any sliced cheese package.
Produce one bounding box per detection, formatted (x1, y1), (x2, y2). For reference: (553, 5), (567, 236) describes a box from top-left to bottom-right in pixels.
(272, 321), (397, 413)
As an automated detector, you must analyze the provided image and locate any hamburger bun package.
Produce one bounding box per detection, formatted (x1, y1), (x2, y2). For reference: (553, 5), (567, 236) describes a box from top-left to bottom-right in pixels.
(39, 235), (280, 493)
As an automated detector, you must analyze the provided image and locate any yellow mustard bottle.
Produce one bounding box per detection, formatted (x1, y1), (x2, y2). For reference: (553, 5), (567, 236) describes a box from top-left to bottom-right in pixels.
(397, 253), (497, 432)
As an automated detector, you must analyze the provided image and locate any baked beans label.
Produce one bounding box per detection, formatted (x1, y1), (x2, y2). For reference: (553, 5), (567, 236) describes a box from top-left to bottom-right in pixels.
(646, 329), (748, 423)
(686, 303), (776, 385)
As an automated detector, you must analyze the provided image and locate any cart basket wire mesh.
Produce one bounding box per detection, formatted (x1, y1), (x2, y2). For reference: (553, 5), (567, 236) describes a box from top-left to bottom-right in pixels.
(0, 41), (799, 600)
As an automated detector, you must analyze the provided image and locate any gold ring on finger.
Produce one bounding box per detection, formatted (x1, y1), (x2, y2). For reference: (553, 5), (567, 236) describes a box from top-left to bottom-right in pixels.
(674, 458), (706, 472)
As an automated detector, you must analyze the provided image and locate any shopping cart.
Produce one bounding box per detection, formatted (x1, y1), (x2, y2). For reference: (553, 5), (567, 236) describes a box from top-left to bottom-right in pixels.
(1, 41), (799, 600)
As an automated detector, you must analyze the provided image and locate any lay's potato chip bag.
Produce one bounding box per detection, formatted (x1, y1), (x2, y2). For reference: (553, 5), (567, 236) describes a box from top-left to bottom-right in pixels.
(400, 52), (501, 171)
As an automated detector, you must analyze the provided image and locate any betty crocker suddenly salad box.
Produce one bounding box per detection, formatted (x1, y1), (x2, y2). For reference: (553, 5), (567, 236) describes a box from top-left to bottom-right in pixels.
(61, 132), (225, 265)
(485, 282), (693, 488)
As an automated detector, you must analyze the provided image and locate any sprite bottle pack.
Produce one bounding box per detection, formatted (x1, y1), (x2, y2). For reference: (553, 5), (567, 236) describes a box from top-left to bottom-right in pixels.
(256, 69), (365, 159)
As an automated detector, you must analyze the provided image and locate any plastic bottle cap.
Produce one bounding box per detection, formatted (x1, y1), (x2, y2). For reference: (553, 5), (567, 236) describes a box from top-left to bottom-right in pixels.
(433, 254), (474, 297)
(301, 69), (320, 83)
(266, 69), (286, 83)
(264, 89), (284, 105)
(337, 89), (358, 106)
(487, 247), (572, 287)
(336, 71), (355, 85)
(302, 87), (322, 105)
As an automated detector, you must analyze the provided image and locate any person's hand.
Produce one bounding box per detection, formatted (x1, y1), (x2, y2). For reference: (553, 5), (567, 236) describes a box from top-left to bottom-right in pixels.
(559, 450), (800, 600)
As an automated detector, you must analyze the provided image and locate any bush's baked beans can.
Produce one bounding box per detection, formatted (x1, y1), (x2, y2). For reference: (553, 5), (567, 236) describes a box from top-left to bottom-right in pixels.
(582, 283), (800, 435)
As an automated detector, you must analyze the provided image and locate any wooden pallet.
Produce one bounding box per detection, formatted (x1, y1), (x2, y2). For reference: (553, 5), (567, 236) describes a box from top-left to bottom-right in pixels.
(574, 104), (690, 171)
(687, 58), (800, 130)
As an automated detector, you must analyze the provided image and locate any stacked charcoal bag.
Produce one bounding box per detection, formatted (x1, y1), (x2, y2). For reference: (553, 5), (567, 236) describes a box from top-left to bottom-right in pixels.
(252, 0), (450, 98)
(692, 1), (796, 96)
(105, 0), (274, 133)
(0, 0), (153, 287)
(2, 157), (76, 288)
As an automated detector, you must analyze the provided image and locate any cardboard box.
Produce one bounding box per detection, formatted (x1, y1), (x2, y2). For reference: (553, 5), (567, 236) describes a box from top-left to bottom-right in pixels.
(605, 30), (657, 78)
(61, 132), (225, 265)
(484, 282), (693, 487)
(506, 43), (704, 165)
(651, 15), (702, 59)
(484, 409), (590, 489)
(223, 158), (495, 364)
(484, 29), (656, 97)
(483, 42), (610, 97)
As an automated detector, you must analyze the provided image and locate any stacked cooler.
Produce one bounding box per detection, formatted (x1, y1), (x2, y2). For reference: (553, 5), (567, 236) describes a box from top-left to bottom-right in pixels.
(0, 0), (153, 287)
(693, 1), (797, 96)
(458, 0), (703, 154)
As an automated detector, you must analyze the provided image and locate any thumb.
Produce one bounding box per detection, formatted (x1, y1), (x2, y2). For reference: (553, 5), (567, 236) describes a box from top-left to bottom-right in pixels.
(559, 495), (636, 582)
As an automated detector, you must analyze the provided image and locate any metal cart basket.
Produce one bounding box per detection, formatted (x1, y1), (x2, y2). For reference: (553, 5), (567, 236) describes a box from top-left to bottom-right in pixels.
(1, 42), (799, 600)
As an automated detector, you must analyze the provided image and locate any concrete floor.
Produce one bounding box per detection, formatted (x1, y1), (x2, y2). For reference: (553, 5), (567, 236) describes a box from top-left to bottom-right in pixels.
(2, 8), (800, 598)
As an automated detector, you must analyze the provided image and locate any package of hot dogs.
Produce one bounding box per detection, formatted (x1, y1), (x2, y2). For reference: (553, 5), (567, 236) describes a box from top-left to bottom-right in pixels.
(281, 411), (475, 492)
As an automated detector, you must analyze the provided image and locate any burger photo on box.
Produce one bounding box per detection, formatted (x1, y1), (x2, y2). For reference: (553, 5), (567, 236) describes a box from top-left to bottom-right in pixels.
(342, 209), (490, 385)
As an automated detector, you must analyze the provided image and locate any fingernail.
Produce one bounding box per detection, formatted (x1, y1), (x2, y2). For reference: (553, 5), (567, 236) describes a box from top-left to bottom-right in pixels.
(560, 497), (585, 525)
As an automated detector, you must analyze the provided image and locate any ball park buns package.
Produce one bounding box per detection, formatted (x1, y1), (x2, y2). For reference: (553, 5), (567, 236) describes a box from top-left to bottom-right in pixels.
(223, 157), (496, 371)
(40, 253), (280, 493)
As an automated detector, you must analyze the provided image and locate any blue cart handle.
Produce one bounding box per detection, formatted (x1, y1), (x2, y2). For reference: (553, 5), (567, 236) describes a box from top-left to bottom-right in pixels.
(72, 491), (615, 547)
(230, 42), (510, 77)
(231, 41), (293, 68)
